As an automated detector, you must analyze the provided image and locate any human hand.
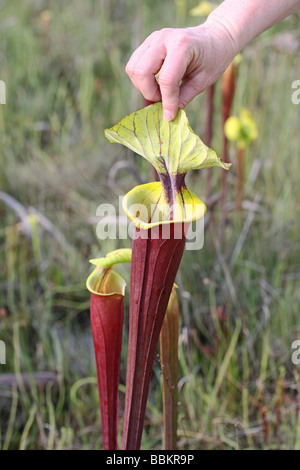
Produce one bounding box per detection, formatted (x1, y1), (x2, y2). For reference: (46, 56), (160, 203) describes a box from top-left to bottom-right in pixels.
(125, 22), (239, 121)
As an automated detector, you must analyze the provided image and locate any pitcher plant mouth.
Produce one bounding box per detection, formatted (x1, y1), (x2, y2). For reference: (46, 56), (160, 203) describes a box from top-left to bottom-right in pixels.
(122, 182), (206, 231)
(86, 248), (131, 296)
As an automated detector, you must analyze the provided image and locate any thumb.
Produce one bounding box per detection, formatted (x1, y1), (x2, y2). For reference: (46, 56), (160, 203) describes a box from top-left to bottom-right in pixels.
(178, 76), (207, 109)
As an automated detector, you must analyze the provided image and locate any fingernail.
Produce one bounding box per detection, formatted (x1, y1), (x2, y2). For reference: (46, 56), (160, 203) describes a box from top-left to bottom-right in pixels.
(164, 110), (173, 122)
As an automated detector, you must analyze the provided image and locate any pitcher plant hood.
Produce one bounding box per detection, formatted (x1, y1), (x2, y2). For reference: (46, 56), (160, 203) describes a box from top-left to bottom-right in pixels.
(105, 102), (231, 230)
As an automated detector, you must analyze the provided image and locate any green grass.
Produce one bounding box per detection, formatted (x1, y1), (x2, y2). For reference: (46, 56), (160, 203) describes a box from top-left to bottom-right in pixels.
(1, 0), (300, 450)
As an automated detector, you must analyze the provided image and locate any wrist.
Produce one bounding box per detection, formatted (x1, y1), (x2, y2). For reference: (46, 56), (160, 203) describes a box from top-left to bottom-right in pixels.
(205, 0), (300, 52)
(195, 19), (239, 64)
(204, 15), (242, 55)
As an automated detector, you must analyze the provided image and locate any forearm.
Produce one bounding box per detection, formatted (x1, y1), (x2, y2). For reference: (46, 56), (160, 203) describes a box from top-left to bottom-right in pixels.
(206, 0), (300, 51)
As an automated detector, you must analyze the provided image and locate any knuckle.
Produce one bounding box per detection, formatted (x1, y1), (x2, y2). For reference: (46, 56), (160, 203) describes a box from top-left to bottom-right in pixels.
(125, 64), (144, 79)
(147, 30), (161, 41)
(125, 63), (133, 75)
(179, 98), (189, 108)
(158, 74), (174, 88)
(159, 27), (172, 37)
(153, 27), (173, 43)
(145, 28), (169, 46)
(174, 32), (190, 48)
(144, 91), (160, 102)
(131, 67), (146, 79)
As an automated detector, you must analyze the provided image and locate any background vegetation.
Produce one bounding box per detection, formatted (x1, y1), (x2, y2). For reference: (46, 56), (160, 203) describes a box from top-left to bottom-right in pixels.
(0, 0), (300, 450)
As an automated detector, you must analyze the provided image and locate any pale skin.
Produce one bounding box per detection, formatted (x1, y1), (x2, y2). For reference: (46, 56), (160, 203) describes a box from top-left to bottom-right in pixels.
(126, 0), (300, 121)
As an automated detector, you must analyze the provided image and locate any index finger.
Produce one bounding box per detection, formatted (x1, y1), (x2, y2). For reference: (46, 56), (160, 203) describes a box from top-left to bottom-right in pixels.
(126, 44), (166, 102)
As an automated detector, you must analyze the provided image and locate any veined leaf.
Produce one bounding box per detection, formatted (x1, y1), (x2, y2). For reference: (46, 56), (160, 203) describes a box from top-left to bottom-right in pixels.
(105, 102), (230, 176)
(105, 103), (230, 227)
